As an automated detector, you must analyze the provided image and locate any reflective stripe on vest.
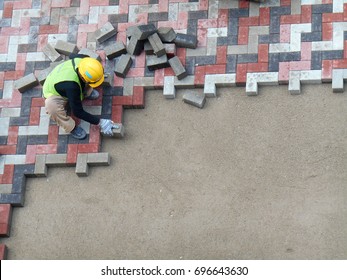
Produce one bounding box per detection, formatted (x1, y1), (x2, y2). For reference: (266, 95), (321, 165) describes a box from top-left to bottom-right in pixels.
(43, 58), (84, 100)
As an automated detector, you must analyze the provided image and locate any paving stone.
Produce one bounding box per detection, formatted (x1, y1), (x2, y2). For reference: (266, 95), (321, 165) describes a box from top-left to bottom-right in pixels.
(114, 54), (133, 78)
(34, 154), (47, 177)
(42, 43), (63, 62)
(157, 27), (177, 43)
(204, 74), (237, 97)
(45, 154), (68, 167)
(0, 204), (12, 237)
(87, 153), (111, 166)
(0, 244), (8, 260)
(163, 76), (175, 99)
(78, 48), (102, 61)
(102, 73), (114, 87)
(111, 123), (125, 138)
(94, 22), (117, 43)
(14, 73), (39, 93)
(146, 54), (169, 71)
(164, 44), (176, 58)
(105, 41), (127, 60)
(144, 41), (154, 55)
(148, 33), (166, 57)
(0, 193), (24, 207)
(183, 92), (206, 109)
(37, 66), (54, 85)
(332, 69), (344, 93)
(174, 33), (198, 49)
(75, 153), (89, 177)
(127, 35), (145, 56)
(54, 40), (79, 56)
(132, 24), (157, 40)
(169, 56), (187, 80)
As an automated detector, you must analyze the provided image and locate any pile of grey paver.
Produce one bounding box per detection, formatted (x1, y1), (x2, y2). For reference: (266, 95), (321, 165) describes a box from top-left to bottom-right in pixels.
(103, 23), (197, 80)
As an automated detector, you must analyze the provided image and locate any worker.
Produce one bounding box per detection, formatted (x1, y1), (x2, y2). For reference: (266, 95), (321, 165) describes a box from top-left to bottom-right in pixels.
(43, 56), (117, 140)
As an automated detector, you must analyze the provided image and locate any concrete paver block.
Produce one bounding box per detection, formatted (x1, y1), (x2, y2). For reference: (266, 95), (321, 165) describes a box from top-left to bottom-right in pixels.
(94, 22), (117, 43)
(174, 33), (198, 49)
(0, 204), (12, 237)
(127, 36), (145, 56)
(14, 73), (39, 93)
(148, 33), (166, 57)
(183, 92), (206, 108)
(111, 123), (125, 138)
(332, 69), (344, 93)
(169, 56), (187, 80)
(0, 244), (8, 260)
(204, 74), (237, 97)
(42, 43), (63, 62)
(54, 40), (79, 56)
(146, 54), (169, 71)
(78, 48), (102, 61)
(164, 43), (176, 58)
(34, 155), (47, 177)
(144, 41), (154, 55)
(163, 76), (176, 99)
(87, 153), (111, 166)
(126, 26), (138, 38)
(75, 153), (89, 177)
(157, 27), (177, 43)
(37, 66), (54, 85)
(114, 54), (133, 78)
(45, 154), (68, 167)
(105, 41), (127, 60)
(102, 73), (114, 87)
(132, 24), (157, 40)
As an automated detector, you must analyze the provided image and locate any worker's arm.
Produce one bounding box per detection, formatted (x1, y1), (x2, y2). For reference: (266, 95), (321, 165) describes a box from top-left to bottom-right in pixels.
(55, 81), (100, 125)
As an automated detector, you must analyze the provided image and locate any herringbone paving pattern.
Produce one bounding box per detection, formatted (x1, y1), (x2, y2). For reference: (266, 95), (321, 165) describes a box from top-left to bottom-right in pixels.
(0, 0), (347, 259)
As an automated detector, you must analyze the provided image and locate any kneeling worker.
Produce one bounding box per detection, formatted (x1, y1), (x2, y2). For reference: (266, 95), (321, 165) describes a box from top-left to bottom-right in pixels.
(43, 56), (117, 139)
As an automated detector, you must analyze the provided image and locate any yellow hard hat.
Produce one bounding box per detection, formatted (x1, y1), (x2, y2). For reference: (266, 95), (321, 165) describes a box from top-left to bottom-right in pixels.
(78, 57), (104, 88)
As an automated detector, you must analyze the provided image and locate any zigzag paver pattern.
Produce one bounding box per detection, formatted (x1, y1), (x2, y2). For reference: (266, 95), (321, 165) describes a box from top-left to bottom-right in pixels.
(0, 0), (347, 257)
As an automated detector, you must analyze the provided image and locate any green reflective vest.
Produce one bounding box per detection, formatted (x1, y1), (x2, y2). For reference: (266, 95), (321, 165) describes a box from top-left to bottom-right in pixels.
(43, 58), (84, 100)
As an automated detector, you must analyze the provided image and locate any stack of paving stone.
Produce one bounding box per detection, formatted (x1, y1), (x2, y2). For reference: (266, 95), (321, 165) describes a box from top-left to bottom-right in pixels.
(104, 24), (197, 80)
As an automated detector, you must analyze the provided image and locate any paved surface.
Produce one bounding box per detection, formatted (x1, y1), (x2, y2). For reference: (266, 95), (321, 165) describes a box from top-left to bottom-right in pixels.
(0, 0), (347, 259)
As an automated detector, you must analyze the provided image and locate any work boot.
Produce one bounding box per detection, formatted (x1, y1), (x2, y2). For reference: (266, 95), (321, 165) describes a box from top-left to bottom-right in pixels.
(85, 89), (100, 100)
(70, 125), (87, 140)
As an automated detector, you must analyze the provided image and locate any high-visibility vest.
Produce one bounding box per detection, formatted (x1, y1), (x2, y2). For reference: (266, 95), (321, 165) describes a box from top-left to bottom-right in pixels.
(43, 58), (84, 100)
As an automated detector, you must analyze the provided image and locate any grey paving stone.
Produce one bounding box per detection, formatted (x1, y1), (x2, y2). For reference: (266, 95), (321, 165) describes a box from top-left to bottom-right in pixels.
(174, 33), (198, 49)
(144, 41), (154, 55)
(54, 40), (79, 56)
(102, 73), (114, 87)
(94, 22), (117, 43)
(101, 96), (112, 115)
(183, 92), (206, 109)
(111, 123), (125, 138)
(16, 136), (28, 154)
(0, 193), (24, 207)
(279, 52), (301, 62)
(127, 35), (145, 55)
(237, 54), (258, 64)
(27, 135), (48, 145)
(87, 153), (111, 166)
(311, 51), (322, 70)
(226, 55), (237, 73)
(269, 53), (280, 72)
(148, 12), (168, 22)
(45, 154), (68, 167)
(169, 56), (187, 80)
(301, 32), (322, 42)
(43, 43), (63, 62)
(18, 43), (39, 53)
(146, 54), (169, 71)
(57, 135), (68, 154)
(269, 16), (280, 34)
(14, 73), (39, 93)
(78, 48), (102, 61)
(114, 54), (133, 78)
(312, 4), (332, 14)
(109, 14), (128, 24)
(312, 14), (322, 32)
(157, 27), (177, 43)
(0, 136), (6, 145)
(0, 62), (15, 71)
(34, 155), (47, 177)
(37, 66), (53, 85)
(148, 33), (166, 57)
(321, 50), (343, 60)
(24, 61), (36, 76)
(188, 10), (208, 20)
(195, 55), (216, 66)
(76, 153), (89, 177)
(132, 24), (157, 40)
(105, 41), (127, 59)
(187, 19), (198, 37)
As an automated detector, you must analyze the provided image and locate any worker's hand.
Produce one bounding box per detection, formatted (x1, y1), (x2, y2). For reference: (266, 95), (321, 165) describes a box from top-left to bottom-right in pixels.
(99, 119), (119, 136)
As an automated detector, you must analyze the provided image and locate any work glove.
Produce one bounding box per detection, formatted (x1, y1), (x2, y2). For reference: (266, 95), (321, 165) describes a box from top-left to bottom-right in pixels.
(99, 119), (119, 136)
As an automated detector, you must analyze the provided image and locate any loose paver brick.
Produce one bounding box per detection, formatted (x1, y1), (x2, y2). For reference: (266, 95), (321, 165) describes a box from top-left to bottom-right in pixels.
(94, 22), (117, 43)
(102, 73), (114, 87)
(148, 33), (166, 57)
(42, 43), (63, 62)
(14, 73), (39, 93)
(132, 24), (157, 40)
(169, 56), (187, 80)
(78, 48), (102, 61)
(54, 40), (79, 56)
(105, 41), (127, 60)
(174, 33), (198, 49)
(75, 153), (89, 177)
(144, 41), (154, 55)
(114, 54), (133, 78)
(127, 36), (145, 56)
(146, 54), (169, 71)
(157, 27), (177, 43)
(183, 92), (206, 108)
(0, 204), (12, 237)
(111, 123), (125, 138)
(87, 153), (111, 166)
